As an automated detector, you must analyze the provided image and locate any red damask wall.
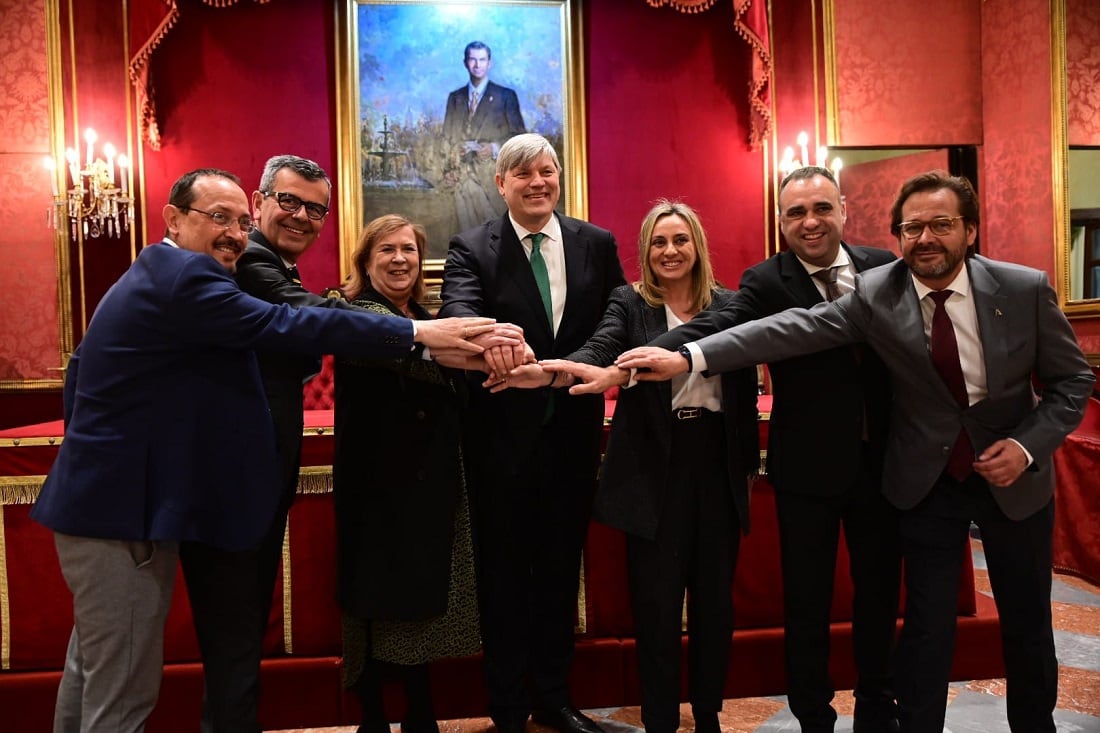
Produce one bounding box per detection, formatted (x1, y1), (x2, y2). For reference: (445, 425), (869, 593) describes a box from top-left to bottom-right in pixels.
(841, 150), (949, 252)
(832, 0), (981, 146)
(0, 0), (64, 383)
(1067, 0), (1100, 145)
(979, 0), (1056, 275)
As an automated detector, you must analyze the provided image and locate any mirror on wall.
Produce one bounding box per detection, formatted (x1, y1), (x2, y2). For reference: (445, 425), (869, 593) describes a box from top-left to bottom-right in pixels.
(1068, 148), (1100, 301)
(1055, 0), (1100, 316)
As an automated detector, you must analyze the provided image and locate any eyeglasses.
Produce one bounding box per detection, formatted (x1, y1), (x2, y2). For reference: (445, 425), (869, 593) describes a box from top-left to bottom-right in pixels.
(897, 216), (964, 239)
(183, 207), (253, 232)
(262, 191), (329, 221)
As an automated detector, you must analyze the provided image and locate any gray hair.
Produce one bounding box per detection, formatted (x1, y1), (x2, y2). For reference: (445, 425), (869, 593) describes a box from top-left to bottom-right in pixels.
(495, 134), (561, 179)
(258, 155), (330, 198)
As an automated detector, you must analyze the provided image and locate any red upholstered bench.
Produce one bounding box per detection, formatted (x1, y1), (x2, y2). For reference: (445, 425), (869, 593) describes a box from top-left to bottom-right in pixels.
(0, 377), (1005, 732)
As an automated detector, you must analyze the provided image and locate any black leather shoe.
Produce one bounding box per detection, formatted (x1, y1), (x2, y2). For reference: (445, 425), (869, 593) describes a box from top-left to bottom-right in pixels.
(531, 706), (604, 733)
(692, 711), (721, 733)
(492, 715), (529, 733)
(852, 716), (900, 733)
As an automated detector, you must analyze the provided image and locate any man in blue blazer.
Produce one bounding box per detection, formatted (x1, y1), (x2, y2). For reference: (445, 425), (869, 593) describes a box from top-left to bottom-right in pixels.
(439, 134), (625, 733)
(32, 168), (494, 733)
(618, 171), (1095, 733)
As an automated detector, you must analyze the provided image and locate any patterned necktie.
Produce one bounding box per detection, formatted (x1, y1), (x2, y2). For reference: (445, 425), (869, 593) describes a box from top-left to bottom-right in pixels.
(469, 90), (480, 117)
(288, 265), (302, 285)
(811, 265), (844, 302)
(927, 290), (974, 480)
(528, 233), (553, 328)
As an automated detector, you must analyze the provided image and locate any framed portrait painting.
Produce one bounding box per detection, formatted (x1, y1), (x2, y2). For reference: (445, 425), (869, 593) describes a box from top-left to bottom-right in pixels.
(336, 0), (586, 283)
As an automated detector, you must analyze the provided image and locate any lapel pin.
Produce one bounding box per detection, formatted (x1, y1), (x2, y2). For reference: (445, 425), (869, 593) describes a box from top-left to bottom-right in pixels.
(994, 308), (1003, 316)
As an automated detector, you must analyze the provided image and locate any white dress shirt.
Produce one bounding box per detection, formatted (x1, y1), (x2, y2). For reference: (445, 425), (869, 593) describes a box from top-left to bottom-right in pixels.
(665, 307), (722, 412)
(912, 268), (987, 407)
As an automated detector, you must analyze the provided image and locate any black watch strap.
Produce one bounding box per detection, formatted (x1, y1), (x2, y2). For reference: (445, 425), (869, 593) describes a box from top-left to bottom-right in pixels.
(677, 344), (693, 371)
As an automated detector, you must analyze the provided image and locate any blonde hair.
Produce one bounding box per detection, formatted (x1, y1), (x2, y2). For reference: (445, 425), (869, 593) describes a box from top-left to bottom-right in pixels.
(344, 214), (427, 302)
(634, 199), (716, 311)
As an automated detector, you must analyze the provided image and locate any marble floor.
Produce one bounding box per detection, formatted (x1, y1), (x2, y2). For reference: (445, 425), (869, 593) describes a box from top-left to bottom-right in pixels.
(271, 539), (1100, 733)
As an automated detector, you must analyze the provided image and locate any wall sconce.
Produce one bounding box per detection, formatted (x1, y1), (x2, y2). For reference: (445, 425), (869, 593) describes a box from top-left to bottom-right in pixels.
(44, 127), (132, 238)
(778, 130), (844, 186)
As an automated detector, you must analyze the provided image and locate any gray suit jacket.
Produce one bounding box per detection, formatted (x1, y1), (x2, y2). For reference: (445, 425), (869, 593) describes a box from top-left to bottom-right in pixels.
(695, 255), (1094, 520)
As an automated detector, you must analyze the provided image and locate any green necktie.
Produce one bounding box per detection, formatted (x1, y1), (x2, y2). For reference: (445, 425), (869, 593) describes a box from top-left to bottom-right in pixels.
(529, 232), (553, 329)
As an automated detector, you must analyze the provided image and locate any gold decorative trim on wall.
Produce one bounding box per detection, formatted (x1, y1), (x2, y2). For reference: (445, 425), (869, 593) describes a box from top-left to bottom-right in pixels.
(1052, 0), (1100, 317)
(282, 521), (293, 654)
(0, 0), (73, 391)
(296, 465), (333, 495)
(822, 0), (839, 145)
(0, 505), (10, 670)
(0, 476), (47, 506)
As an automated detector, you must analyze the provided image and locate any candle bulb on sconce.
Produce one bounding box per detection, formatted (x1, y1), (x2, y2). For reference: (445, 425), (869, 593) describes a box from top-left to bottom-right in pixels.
(778, 132), (841, 182)
(104, 143), (116, 185)
(45, 128), (132, 239)
(84, 128), (96, 167)
(118, 154), (129, 195)
(43, 157), (59, 197)
(830, 157), (843, 187)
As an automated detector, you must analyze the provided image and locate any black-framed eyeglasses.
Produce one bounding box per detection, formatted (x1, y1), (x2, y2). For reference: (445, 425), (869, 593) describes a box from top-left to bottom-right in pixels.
(262, 191), (329, 221)
(898, 216), (964, 240)
(182, 207), (253, 233)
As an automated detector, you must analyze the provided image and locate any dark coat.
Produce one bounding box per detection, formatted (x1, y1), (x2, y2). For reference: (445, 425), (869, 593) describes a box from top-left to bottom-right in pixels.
(234, 231), (365, 509)
(439, 212), (626, 475)
(333, 286), (464, 621)
(570, 286), (760, 539)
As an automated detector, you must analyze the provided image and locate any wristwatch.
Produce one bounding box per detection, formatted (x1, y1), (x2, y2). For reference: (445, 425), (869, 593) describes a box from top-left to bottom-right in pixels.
(677, 345), (693, 371)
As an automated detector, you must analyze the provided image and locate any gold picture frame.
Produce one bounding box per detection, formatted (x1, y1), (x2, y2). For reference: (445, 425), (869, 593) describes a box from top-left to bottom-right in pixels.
(335, 0), (587, 289)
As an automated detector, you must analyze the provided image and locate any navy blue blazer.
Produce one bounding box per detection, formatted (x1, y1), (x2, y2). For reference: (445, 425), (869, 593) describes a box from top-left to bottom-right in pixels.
(32, 243), (414, 551)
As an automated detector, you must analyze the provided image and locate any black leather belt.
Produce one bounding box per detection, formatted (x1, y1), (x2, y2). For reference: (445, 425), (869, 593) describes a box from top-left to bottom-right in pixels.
(674, 407), (704, 420)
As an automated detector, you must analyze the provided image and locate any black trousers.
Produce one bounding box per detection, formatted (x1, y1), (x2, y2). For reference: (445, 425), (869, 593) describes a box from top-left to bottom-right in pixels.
(894, 474), (1057, 733)
(626, 411), (739, 733)
(470, 417), (601, 728)
(180, 395), (303, 733)
(774, 446), (901, 733)
(180, 541), (267, 733)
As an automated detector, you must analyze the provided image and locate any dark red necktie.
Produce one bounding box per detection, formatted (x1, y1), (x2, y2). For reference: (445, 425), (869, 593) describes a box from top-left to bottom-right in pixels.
(927, 290), (973, 480)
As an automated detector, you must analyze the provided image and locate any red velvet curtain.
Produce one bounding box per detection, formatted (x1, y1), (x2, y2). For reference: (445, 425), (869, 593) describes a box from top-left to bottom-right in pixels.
(128, 0), (270, 150)
(646, 0), (772, 148)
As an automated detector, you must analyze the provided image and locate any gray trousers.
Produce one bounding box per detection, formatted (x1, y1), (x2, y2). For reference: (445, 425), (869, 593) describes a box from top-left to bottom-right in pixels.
(53, 532), (178, 733)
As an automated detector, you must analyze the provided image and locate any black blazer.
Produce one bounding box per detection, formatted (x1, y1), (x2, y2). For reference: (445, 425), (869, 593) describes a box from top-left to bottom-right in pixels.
(652, 244), (896, 497)
(333, 286), (464, 621)
(235, 232), (363, 403)
(439, 213), (626, 472)
(570, 286), (760, 538)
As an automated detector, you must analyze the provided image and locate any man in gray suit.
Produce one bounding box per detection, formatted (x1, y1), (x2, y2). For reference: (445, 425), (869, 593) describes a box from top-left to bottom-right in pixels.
(616, 170), (1094, 733)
